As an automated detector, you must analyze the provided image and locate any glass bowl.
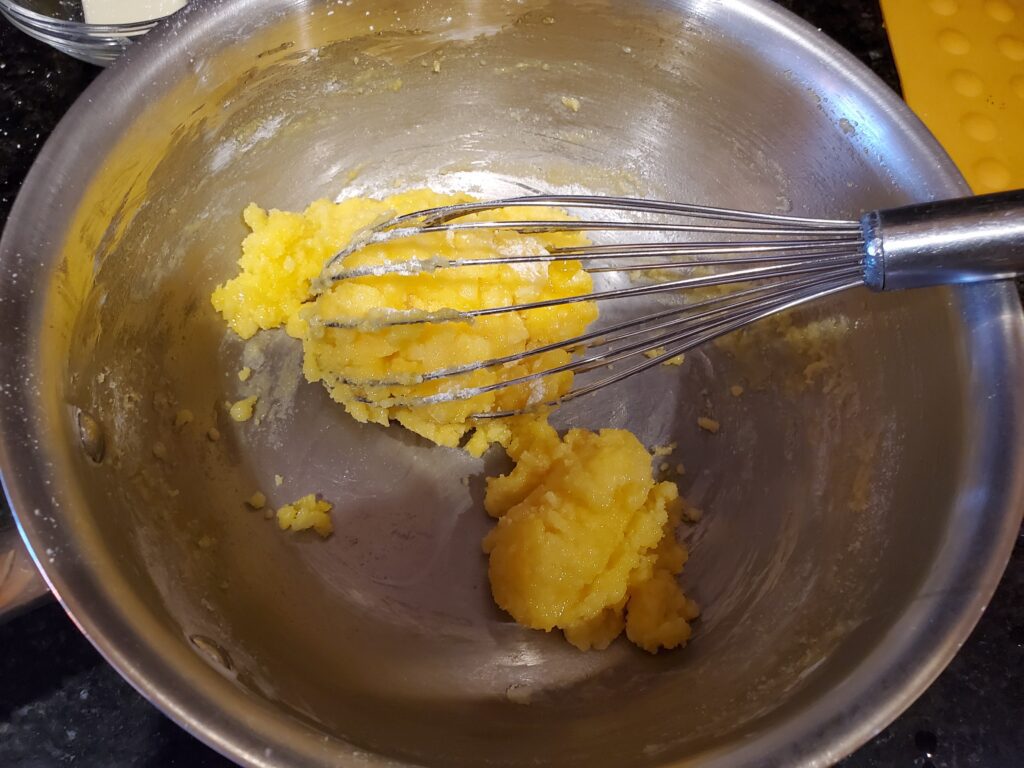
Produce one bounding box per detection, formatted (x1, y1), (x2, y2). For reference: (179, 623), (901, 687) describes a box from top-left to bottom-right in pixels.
(0, 0), (185, 66)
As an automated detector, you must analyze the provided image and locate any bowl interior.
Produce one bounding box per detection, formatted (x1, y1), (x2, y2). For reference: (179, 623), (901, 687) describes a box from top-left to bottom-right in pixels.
(6, 0), (1010, 766)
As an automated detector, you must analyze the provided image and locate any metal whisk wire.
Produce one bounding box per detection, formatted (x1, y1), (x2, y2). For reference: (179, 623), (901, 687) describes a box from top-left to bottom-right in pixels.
(313, 190), (1024, 416)
(318, 194), (861, 283)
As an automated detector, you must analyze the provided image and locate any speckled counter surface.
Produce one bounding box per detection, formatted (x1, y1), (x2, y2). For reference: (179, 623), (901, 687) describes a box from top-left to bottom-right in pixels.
(0, 3), (1021, 767)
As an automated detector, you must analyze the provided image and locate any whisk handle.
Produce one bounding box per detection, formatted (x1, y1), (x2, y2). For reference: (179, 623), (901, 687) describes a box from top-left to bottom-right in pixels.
(861, 188), (1024, 291)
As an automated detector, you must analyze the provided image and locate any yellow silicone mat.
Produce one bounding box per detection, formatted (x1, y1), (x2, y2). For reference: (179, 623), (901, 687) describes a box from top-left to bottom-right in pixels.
(880, 0), (1024, 193)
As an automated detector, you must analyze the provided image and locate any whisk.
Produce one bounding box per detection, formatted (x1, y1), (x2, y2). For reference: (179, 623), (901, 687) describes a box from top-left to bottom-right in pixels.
(315, 190), (1024, 416)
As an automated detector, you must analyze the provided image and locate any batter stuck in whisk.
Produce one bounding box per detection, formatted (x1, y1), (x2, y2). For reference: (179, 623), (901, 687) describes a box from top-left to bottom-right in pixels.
(211, 188), (700, 653)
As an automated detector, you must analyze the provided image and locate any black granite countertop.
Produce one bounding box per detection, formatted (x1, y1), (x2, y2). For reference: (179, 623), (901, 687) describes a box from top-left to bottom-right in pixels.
(0, 3), (1021, 767)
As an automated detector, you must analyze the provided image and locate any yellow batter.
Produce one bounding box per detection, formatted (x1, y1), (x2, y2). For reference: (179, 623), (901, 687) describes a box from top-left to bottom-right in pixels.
(212, 190), (596, 452)
(485, 417), (699, 651)
(276, 493), (333, 538)
(212, 189), (698, 653)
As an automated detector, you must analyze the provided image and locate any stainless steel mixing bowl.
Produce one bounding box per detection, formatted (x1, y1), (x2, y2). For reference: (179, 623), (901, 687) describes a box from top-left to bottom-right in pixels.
(1, 1), (1022, 766)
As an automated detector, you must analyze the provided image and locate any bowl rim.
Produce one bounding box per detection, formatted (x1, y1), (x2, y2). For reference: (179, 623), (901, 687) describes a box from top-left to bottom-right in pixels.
(1, 0), (1022, 766)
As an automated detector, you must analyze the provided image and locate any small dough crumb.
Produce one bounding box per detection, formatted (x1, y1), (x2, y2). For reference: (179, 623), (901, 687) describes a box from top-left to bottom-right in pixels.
(652, 442), (676, 457)
(246, 492), (267, 510)
(152, 442), (168, 460)
(542, 15), (555, 24)
(659, 462), (669, 472)
(207, 427), (221, 442)
(197, 535), (214, 549)
(432, 59), (441, 73)
(277, 494), (333, 538)
(644, 348), (684, 366)
(561, 95), (580, 112)
(697, 416), (720, 434)
(675, 463), (685, 475)
(238, 367), (252, 382)
(274, 474), (284, 487)
(229, 396), (258, 422)
(730, 385), (744, 397)
(174, 409), (194, 428)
